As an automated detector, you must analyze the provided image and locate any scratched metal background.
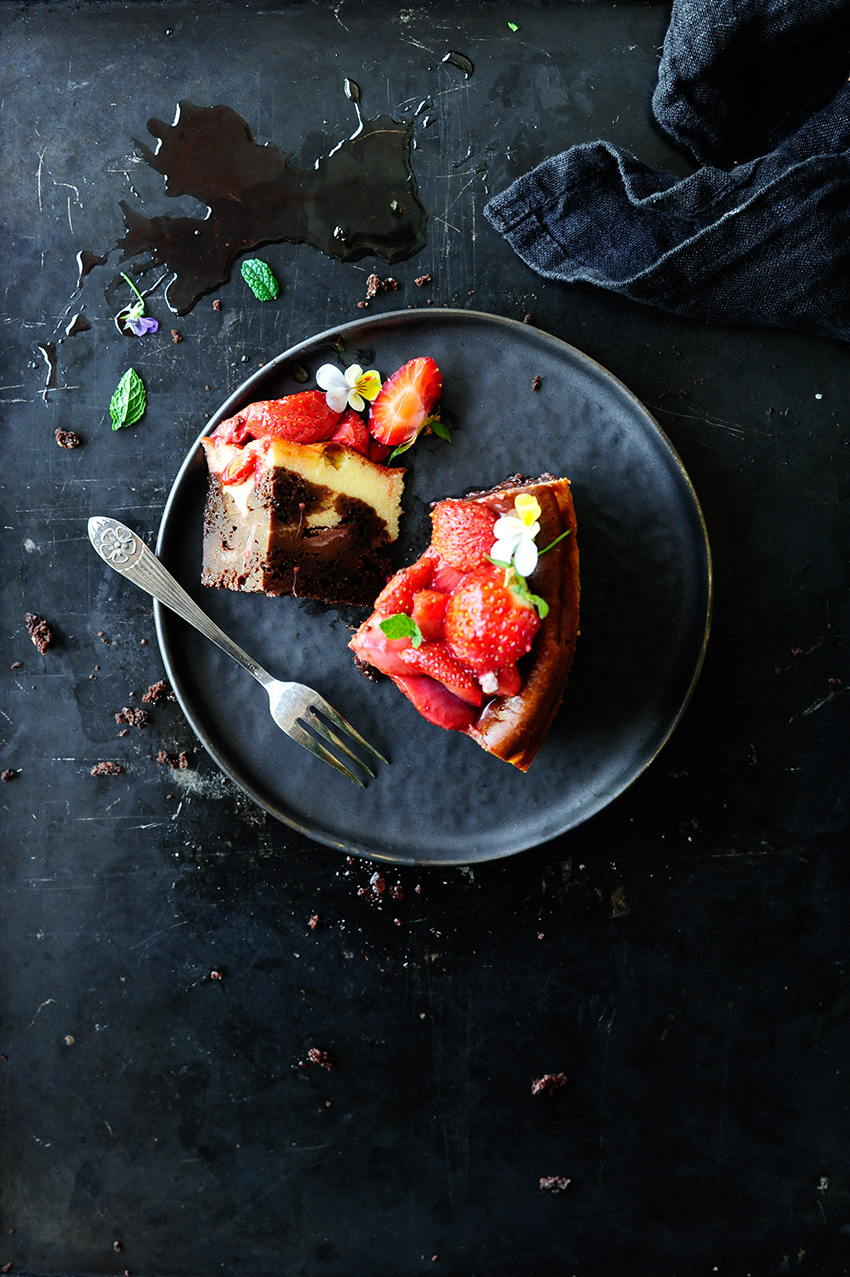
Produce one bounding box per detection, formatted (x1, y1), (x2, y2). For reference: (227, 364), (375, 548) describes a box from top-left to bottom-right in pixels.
(2, 2), (850, 1275)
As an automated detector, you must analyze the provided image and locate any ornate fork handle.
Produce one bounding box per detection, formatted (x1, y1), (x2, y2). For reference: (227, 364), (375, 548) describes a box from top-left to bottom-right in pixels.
(87, 517), (272, 686)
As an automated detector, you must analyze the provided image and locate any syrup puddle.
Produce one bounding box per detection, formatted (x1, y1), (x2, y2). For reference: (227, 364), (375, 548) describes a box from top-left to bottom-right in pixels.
(112, 90), (428, 314)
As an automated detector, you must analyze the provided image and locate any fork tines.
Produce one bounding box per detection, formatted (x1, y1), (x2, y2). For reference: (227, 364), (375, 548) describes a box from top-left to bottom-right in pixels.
(296, 700), (389, 786)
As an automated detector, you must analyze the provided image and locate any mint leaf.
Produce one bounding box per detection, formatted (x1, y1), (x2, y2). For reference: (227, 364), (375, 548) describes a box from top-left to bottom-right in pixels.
(427, 417), (451, 442)
(241, 258), (280, 301)
(110, 367), (146, 431)
(388, 437), (417, 463)
(508, 21), (519, 31)
(379, 613), (423, 647)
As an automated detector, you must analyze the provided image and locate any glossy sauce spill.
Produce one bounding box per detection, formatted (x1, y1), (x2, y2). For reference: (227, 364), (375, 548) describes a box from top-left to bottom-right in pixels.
(116, 97), (428, 314)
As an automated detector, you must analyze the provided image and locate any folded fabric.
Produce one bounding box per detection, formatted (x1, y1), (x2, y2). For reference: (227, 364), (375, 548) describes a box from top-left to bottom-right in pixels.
(484, 0), (850, 342)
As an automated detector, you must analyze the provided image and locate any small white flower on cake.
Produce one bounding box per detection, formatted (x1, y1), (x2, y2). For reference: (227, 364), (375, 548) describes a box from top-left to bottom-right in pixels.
(491, 493), (542, 577)
(316, 363), (382, 413)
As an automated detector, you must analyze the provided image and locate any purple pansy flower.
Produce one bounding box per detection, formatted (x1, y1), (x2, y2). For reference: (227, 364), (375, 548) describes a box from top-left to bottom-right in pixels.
(123, 312), (159, 336)
(118, 273), (158, 338)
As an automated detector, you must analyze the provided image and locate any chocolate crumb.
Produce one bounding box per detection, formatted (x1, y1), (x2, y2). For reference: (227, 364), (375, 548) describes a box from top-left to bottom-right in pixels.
(55, 428), (81, 448)
(352, 653), (381, 682)
(1, 1263), (14, 1274)
(829, 676), (843, 687)
(210, 968), (225, 981)
(114, 707), (150, 729)
(531, 375), (542, 391)
(523, 313), (533, 324)
(308, 914), (320, 930)
(10, 662), (21, 670)
(415, 274), (432, 287)
(113, 1241), (122, 1253)
(117, 729), (129, 738)
(171, 328), (182, 342)
(91, 761), (122, 776)
(140, 638), (147, 646)
(142, 680), (169, 704)
(531, 1072), (568, 1096)
(539, 1175), (571, 1193)
(1, 770), (18, 782)
(791, 646), (803, 657)
(357, 300), (368, 309)
(365, 273), (400, 299)
(25, 613), (52, 654)
(307, 1047), (334, 1070)
(156, 750), (190, 770)
(370, 872), (386, 895)
(390, 883), (403, 900)
(212, 299), (221, 310)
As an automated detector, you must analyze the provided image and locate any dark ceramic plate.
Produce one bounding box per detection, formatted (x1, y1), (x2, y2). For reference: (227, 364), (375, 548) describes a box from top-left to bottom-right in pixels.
(155, 310), (711, 865)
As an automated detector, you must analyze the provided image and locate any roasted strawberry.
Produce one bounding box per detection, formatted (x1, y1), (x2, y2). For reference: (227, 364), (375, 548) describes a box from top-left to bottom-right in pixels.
(368, 357), (442, 448)
(216, 391), (342, 445)
(444, 563), (540, 673)
(220, 450), (258, 485)
(391, 674), (478, 732)
(330, 408), (372, 457)
(400, 642), (483, 707)
(412, 589), (448, 643)
(373, 550), (438, 616)
(430, 499), (497, 571)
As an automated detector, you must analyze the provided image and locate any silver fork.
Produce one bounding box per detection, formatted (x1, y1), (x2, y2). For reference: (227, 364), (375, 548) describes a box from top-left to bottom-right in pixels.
(87, 516), (387, 786)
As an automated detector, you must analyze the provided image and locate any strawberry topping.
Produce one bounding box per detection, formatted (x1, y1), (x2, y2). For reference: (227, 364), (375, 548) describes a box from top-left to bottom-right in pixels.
(330, 408), (372, 458)
(216, 391), (342, 445)
(444, 563), (540, 673)
(411, 589), (448, 643)
(390, 675), (478, 732)
(430, 499), (497, 572)
(400, 642), (483, 707)
(373, 550), (439, 616)
(368, 357), (442, 447)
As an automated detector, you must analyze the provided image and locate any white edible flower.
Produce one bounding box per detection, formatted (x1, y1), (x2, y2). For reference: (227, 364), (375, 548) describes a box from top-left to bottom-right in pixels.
(316, 362), (382, 413)
(490, 493), (542, 577)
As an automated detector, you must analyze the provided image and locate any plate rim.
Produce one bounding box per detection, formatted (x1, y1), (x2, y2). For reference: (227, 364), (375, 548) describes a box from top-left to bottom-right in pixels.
(155, 307), (713, 863)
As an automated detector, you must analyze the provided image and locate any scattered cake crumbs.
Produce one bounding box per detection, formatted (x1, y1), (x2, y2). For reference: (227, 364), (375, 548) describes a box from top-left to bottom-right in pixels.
(1, 770), (18, 782)
(25, 613), (52, 654)
(365, 273), (399, 300)
(142, 680), (171, 704)
(523, 313), (533, 324)
(531, 1072), (568, 1096)
(212, 299), (221, 310)
(157, 750), (190, 770)
(531, 375), (542, 391)
(171, 329), (182, 342)
(307, 1047), (334, 1069)
(308, 914), (320, 930)
(414, 274), (432, 286)
(91, 761), (122, 776)
(55, 428), (81, 448)
(10, 662), (21, 670)
(539, 1176), (571, 1193)
(114, 707), (150, 729)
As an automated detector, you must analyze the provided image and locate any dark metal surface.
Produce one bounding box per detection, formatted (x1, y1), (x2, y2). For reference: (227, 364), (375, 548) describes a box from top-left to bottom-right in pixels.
(2, 3), (849, 1274)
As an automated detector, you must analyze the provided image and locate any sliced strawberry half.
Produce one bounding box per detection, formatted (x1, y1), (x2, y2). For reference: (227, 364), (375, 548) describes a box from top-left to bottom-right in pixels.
(330, 408), (372, 458)
(411, 589), (448, 643)
(368, 357), (442, 448)
(400, 642), (483, 707)
(373, 550), (438, 616)
(391, 674), (478, 732)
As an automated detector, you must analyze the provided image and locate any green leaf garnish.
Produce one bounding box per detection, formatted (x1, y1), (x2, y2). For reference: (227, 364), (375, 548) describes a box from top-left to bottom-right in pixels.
(110, 367), (146, 431)
(538, 528), (572, 555)
(427, 417), (451, 442)
(485, 558), (549, 620)
(241, 258), (280, 301)
(508, 22), (519, 32)
(379, 613), (423, 647)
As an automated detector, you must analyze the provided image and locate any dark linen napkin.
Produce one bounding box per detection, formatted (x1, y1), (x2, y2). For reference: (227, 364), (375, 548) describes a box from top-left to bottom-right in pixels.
(483, 0), (850, 341)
